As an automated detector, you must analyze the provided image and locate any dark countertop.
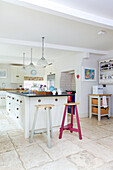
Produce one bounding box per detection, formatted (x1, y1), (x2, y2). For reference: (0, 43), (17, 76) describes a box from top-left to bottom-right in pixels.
(7, 91), (75, 97)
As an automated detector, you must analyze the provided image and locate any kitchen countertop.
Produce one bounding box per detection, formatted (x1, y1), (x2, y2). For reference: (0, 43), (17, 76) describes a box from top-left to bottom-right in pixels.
(7, 91), (75, 97)
(0, 89), (24, 91)
(88, 94), (112, 96)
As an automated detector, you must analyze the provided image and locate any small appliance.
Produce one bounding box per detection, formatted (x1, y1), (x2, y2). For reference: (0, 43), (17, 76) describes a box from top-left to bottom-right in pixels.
(92, 85), (103, 94)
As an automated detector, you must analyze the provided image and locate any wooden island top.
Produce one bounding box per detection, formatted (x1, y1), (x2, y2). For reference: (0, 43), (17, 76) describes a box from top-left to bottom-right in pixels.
(88, 94), (112, 96)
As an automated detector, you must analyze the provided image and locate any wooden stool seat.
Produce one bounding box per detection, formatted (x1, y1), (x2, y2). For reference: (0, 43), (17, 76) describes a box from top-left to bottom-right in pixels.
(35, 104), (54, 108)
(30, 104), (54, 148)
(59, 102), (82, 140)
(64, 103), (79, 106)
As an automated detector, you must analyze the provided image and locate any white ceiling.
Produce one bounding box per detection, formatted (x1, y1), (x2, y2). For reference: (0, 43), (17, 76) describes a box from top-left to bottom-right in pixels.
(0, 0), (113, 64)
(50, 0), (113, 20)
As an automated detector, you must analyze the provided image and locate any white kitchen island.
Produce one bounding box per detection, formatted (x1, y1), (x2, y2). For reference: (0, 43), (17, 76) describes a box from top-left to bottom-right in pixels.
(6, 92), (72, 138)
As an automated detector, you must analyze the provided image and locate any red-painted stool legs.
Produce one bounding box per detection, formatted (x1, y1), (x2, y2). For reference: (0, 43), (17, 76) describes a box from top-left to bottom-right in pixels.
(59, 104), (82, 140)
(75, 105), (82, 139)
(59, 105), (67, 139)
(70, 105), (73, 133)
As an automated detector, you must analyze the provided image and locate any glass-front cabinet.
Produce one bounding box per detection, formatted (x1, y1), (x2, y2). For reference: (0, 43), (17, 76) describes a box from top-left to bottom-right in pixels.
(99, 59), (113, 84)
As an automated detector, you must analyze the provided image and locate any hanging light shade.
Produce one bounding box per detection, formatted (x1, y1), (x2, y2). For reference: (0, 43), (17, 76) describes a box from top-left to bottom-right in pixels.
(21, 52), (27, 72)
(37, 37), (48, 67)
(26, 48), (35, 69)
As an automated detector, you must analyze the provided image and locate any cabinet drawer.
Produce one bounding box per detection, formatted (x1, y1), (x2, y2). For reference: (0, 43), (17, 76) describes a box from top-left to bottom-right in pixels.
(92, 106), (109, 115)
(92, 98), (108, 106)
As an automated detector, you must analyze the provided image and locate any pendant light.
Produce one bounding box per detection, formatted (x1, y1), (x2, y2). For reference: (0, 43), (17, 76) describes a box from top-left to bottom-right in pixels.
(26, 48), (35, 69)
(37, 37), (48, 67)
(21, 52), (27, 72)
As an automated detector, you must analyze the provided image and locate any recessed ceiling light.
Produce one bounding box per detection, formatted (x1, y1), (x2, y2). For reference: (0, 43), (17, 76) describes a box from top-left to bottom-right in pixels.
(98, 30), (106, 35)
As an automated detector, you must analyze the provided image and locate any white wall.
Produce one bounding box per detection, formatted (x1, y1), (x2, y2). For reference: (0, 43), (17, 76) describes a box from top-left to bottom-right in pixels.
(80, 54), (102, 117)
(45, 52), (88, 116)
(81, 52), (113, 117)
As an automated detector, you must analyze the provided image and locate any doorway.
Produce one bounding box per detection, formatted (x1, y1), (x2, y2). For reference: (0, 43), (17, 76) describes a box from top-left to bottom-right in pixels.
(60, 70), (76, 92)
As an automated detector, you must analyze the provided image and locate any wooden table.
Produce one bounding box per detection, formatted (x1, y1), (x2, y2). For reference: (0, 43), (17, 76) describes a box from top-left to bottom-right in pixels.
(88, 94), (112, 121)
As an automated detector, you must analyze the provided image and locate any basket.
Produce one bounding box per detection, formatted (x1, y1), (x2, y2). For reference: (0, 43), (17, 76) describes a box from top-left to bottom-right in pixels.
(92, 98), (108, 106)
(92, 106), (109, 115)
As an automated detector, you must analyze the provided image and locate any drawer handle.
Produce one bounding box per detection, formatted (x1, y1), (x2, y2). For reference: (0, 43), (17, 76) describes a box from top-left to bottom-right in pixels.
(1, 97), (2, 99)
(17, 99), (19, 102)
(12, 97), (14, 100)
(9, 109), (10, 111)
(20, 101), (22, 103)
(38, 99), (41, 102)
(55, 99), (58, 101)
(9, 103), (11, 105)
(17, 108), (19, 110)
(16, 116), (19, 119)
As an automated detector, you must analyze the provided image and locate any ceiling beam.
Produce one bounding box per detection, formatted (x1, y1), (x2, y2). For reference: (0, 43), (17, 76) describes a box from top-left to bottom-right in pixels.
(0, 38), (108, 55)
(2, 0), (113, 30)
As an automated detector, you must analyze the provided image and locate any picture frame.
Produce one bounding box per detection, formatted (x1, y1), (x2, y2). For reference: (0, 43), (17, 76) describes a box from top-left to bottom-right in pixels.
(82, 67), (96, 81)
(0, 69), (7, 78)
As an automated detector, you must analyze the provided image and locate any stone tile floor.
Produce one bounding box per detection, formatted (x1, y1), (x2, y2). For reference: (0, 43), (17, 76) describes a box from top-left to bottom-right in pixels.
(0, 109), (113, 170)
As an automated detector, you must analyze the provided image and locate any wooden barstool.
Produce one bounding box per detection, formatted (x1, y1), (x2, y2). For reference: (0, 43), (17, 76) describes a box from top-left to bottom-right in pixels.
(59, 103), (82, 140)
(30, 104), (54, 148)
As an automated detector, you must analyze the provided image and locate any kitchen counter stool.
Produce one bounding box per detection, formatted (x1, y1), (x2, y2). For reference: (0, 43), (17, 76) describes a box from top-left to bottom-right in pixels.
(59, 103), (82, 140)
(30, 104), (54, 148)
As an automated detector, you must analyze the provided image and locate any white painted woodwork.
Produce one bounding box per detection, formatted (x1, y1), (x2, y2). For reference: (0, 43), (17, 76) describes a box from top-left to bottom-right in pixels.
(99, 59), (113, 85)
(6, 92), (67, 138)
(10, 66), (24, 84)
(0, 96), (6, 106)
(88, 94), (111, 121)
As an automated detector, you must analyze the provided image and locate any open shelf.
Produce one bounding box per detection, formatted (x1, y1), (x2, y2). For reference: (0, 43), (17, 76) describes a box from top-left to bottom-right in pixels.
(99, 59), (113, 84)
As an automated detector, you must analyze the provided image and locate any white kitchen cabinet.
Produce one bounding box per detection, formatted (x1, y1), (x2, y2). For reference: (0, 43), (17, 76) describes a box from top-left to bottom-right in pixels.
(0, 96), (6, 106)
(6, 94), (11, 114)
(29, 96), (67, 130)
(10, 66), (24, 84)
(6, 92), (68, 138)
(6, 92), (25, 128)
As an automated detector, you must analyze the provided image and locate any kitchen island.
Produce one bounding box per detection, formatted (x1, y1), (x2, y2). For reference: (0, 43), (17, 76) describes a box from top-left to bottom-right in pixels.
(6, 91), (74, 138)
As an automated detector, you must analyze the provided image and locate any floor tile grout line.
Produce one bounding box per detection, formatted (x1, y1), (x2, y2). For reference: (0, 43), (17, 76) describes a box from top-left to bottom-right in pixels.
(7, 132), (26, 170)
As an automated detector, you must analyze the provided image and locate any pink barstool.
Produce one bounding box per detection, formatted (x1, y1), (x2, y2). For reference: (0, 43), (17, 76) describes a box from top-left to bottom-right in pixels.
(59, 103), (82, 140)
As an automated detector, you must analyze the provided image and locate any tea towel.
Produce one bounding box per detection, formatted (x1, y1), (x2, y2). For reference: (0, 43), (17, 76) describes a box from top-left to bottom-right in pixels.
(102, 96), (107, 108)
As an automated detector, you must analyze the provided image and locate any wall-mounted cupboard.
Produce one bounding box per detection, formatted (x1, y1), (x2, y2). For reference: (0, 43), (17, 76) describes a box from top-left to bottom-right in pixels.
(10, 66), (24, 84)
(99, 59), (113, 84)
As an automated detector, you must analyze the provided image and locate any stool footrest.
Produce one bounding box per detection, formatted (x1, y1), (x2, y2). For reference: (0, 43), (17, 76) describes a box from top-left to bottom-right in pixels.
(63, 124), (79, 132)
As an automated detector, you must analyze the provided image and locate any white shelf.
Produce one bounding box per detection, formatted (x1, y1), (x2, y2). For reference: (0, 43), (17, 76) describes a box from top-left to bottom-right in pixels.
(89, 95), (111, 121)
(99, 59), (113, 84)
(91, 104), (109, 107)
(91, 112), (109, 116)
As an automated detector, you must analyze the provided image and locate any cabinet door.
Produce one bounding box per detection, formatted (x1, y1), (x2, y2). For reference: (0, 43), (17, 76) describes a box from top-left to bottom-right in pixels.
(11, 66), (24, 84)
(6, 95), (11, 114)
(0, 97), (2, 106)
(17, 67), (24, 84)
(2, 96), (6, 106)
(11, 66), (18, 83)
